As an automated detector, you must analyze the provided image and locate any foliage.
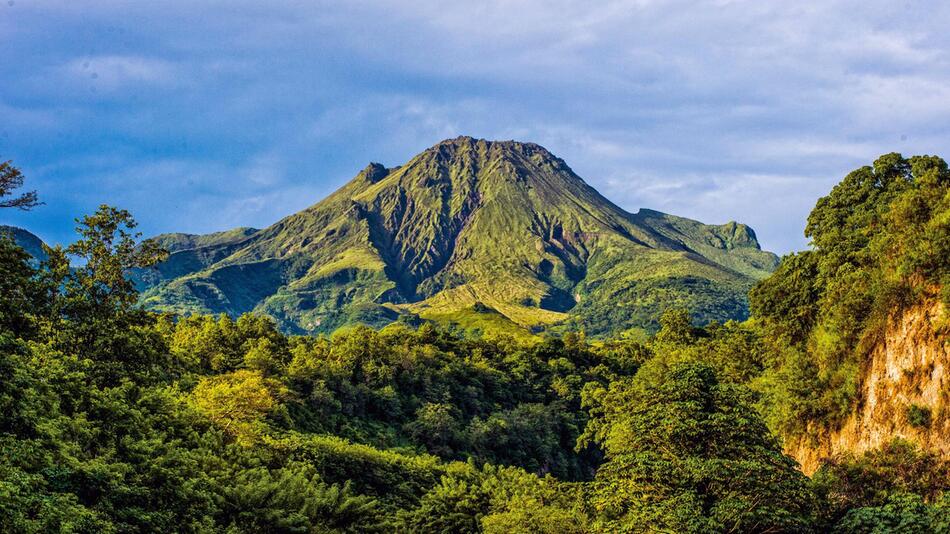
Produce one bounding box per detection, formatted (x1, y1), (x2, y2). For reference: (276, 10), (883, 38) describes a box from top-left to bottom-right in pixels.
(833, 493), (950, 534)
(192, 370), (278, 443)
(581, 361), (815, 533)
(812, 439), (950, 527)
(4, 172), (949, 533)
(0, 159), (40, 210)
(0, 208), (634, 531)
(906, 404), (932, 428)
(0, 236), (49, 336)
(397, 464), (588, 534)
(40, 205), (171, 385)
(216, 465), (382, 533)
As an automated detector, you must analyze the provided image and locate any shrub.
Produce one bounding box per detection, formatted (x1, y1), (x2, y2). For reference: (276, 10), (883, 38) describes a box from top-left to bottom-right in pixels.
(906, 404), (932, 428)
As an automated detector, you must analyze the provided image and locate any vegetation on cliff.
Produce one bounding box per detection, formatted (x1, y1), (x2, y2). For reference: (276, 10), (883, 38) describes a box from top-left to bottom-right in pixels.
(751, 153), (950, 435)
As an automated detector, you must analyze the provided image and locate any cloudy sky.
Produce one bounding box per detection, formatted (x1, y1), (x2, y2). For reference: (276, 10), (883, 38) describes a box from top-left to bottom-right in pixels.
(1, 0), (948, 253)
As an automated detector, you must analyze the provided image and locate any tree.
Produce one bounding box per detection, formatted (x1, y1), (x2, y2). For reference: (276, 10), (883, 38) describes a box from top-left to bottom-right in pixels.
(65, 205), (167, 311)
(40, 205), (169, 383)
(398, 472), (489, 534)
(0, 160), (40, 210)
(653, 308), (698, 346)
(0, 236), (49, 337)
(750, 153), (950, 435)
(404, 402), (461, 457)
(219, 465), (381, 533)
(192, 369), (277, 444)
(749, 250), (821, 347)
(582, 362), (815, 533)
(833, 493), (950, 534)
(399, 464), (587, 534)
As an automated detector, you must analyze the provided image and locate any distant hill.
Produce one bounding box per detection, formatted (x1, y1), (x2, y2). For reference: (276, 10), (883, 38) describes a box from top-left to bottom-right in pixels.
(1, 225), (48, 265)
(135, 137), (778, 336)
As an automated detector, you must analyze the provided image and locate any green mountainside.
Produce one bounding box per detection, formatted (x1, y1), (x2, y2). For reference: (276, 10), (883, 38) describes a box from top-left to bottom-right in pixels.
(135, 137), (778, 336)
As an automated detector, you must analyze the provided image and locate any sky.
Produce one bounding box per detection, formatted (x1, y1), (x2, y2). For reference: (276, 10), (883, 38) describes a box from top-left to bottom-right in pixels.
(1, 0), (948, 253)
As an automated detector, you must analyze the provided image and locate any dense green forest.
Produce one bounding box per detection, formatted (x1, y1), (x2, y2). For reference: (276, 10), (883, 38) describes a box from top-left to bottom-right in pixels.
(2, 153), (950, 532)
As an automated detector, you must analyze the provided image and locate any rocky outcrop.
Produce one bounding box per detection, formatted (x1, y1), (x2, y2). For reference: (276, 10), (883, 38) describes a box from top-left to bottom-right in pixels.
(789, 300), (950, 474)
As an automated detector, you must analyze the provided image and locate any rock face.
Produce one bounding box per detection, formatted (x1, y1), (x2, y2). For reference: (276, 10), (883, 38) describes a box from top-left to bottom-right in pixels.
(789, 300), (950, 474)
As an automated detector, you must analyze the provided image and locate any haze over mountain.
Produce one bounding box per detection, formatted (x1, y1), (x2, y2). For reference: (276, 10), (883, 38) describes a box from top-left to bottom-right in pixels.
(129, 137), (778, 336)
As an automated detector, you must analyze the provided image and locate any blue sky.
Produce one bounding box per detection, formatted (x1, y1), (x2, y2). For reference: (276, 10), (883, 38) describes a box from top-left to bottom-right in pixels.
(1, 0), (948, 253)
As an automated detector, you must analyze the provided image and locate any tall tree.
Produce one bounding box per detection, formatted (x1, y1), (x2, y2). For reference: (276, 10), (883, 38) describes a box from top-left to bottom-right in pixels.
(64, 205), (167, 311)
(44, 205), (169, 383)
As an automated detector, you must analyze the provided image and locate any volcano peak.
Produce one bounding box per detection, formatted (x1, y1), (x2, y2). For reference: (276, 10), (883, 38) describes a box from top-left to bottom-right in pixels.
(137, 139), (778, 336)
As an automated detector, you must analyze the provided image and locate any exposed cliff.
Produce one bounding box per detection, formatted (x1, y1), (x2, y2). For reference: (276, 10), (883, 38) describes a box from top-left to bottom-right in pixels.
(789, 299), (950, 474)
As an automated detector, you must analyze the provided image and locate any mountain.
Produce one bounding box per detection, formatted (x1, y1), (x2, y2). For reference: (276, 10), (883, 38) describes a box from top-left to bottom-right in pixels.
(1, 225), (48, 265)
(136, 137), (778, 336)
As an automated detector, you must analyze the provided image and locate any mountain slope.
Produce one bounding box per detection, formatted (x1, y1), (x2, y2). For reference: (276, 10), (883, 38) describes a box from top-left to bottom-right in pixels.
(138, 137), (778, 335)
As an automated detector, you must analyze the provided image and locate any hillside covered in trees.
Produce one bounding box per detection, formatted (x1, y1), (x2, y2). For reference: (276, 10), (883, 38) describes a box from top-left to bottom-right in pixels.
(2, 152), (950, 533)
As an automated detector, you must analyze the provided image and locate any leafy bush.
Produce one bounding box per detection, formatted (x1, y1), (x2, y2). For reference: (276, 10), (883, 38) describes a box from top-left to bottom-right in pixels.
(907, 404), (932, 429)
(812, 439), (950, 527)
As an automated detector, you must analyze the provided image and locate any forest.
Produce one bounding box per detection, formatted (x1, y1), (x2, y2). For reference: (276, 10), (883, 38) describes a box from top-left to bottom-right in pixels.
(2, 152), (950, 533)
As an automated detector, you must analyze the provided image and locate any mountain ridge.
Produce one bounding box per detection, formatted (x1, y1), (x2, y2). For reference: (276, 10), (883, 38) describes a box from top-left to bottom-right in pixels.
(130, 136), (777, 335)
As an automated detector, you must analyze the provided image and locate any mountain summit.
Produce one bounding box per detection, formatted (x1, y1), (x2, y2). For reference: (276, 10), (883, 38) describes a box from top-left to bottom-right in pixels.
(137, 137), (778, 336)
